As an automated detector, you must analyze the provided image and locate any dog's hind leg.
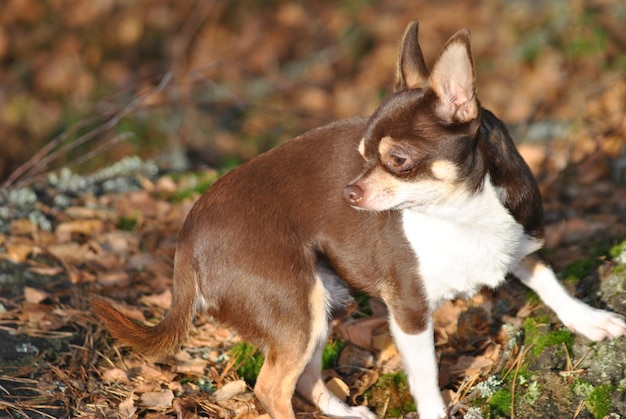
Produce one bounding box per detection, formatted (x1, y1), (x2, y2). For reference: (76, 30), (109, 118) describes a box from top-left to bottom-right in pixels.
(253, 294), (317, 418)
(254, 345), (307, 419)
(295, 269), (376, 418)
(253, 274), (336, 418)
(296, 340), (376, 419)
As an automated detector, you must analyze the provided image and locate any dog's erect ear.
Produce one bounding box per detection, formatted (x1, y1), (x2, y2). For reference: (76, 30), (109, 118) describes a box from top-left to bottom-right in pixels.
(429, 29), (478, 123)
(395, 20), (429, 92)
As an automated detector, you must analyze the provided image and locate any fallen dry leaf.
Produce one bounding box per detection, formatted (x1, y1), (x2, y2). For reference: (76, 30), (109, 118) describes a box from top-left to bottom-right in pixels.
(99, 231), (140, 255)
(139, 364), (174, 382)
(5, 241), (34, 263)
(47, 242), (95, 262)
(21, 302), (64, 331)
(26, 265), (64, 275)
(371, 328), (399, 367)
(55, 219), (105, 242)
(118, 392), (137, 418)
(10, 219), (37, 236)
(338, 344), (375, 371)
(449, 355), (495, 376)
(140, 390), (174, 409)
(102, 367), (130, 384)
(213, 380), (247, 402)
(326, 376), (350, 402)
(96, 271), (130, 287)
(336, 317), (387, 350)
(174, 354), (209, 376)
(23, 286), (50, 304)
(138, 290), (172, 309)
(134, 382), (163, 394)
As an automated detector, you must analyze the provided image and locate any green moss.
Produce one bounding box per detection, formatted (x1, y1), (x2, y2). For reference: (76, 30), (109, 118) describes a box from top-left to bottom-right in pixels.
(524, 288), (541, 304)
(562, 240), (621, 282)
(609, 240), (626, 270)
(164, 168), (234, 203)
(488, 389), (512, 417)
(588, 384), (616, 419)
(230, 339), (345, 386)
(609, 240), (626, 259)
(566, 10), (608, 60)
(573, 380), (619, 419)
(523, 317), (574, 357)
(563, 257), (596, 283)
(230, 342), (264, 385)
(167, 175), (218, 202)
(367, 372), (415, 416)
(322, 339), (345, 370)
(117, 215), (138, 231)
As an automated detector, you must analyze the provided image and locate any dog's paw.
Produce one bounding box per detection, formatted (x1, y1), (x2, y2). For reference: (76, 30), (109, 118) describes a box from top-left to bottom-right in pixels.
(418, 403), (448, 419)
(342, 405), (377, 419)
(319, 401), (375, 419)
(562, 303), (626, 341)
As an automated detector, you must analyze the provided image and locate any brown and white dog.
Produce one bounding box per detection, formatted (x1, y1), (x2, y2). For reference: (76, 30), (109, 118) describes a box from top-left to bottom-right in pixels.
(94, 21), (626, 419)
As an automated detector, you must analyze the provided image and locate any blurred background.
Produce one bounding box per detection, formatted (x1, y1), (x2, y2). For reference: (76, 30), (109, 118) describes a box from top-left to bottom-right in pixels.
(0, 0), (624, 183)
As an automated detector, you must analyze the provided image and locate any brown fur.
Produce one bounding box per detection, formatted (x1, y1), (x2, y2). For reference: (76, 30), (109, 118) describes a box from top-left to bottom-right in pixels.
(93, 21), (549, 418)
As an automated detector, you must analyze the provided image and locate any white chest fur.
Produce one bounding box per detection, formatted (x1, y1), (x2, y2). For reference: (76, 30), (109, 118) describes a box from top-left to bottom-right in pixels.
(401, 178), (541, 310)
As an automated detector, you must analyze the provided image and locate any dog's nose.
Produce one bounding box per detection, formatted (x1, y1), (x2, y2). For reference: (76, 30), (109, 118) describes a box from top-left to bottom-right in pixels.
(342, 184), (364, 205)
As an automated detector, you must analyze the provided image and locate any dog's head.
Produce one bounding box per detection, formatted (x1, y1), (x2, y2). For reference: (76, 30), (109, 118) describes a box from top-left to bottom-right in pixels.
(343, 21), (483, 211)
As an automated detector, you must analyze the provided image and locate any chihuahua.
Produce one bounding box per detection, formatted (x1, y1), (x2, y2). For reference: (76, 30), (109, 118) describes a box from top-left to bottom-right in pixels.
(94, 21), (626, 419)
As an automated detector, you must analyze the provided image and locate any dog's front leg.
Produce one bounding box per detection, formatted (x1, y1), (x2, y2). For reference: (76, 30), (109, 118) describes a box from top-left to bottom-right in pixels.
(513, 254), (626, 341)
(389, 314), (447, 419)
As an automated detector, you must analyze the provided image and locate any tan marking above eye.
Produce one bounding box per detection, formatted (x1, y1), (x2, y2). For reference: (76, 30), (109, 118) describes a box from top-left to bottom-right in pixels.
(378, 136), (395, 157)
(431, 160), (458, 182)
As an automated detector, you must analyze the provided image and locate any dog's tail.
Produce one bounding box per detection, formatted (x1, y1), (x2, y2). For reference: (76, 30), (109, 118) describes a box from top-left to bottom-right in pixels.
(92, 249), (197, 358)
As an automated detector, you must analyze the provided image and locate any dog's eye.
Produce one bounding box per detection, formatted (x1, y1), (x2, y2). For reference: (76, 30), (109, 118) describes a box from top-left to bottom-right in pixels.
(386, 153), (412, 174)
(391, 155), (406, 167)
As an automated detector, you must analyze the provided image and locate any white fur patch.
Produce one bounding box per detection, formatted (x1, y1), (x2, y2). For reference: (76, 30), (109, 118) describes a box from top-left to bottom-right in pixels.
(358, 138), (366, 157)
(402, 176), (542, 309)
(389, 315), (446, 419)
(513, 257), (626, 341)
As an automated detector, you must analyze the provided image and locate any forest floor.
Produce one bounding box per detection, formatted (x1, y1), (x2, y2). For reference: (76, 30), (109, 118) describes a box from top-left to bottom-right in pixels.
(1, 1), (626, 418)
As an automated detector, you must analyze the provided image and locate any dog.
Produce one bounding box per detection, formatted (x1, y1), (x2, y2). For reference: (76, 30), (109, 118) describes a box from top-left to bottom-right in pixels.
(93, 21), (626, 419)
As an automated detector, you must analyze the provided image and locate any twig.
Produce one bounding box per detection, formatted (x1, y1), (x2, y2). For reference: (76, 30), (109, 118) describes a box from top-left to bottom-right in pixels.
(23, 131), (134, 187)
(572, 346), (593, 370)
(572, 399), (585, 418)
(448, 373), (482, 416)
(2, 114), (103, 188)
(506, 344), (533, 419)
(3, 72), (172, 189)
(379, 396), (390, 419)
